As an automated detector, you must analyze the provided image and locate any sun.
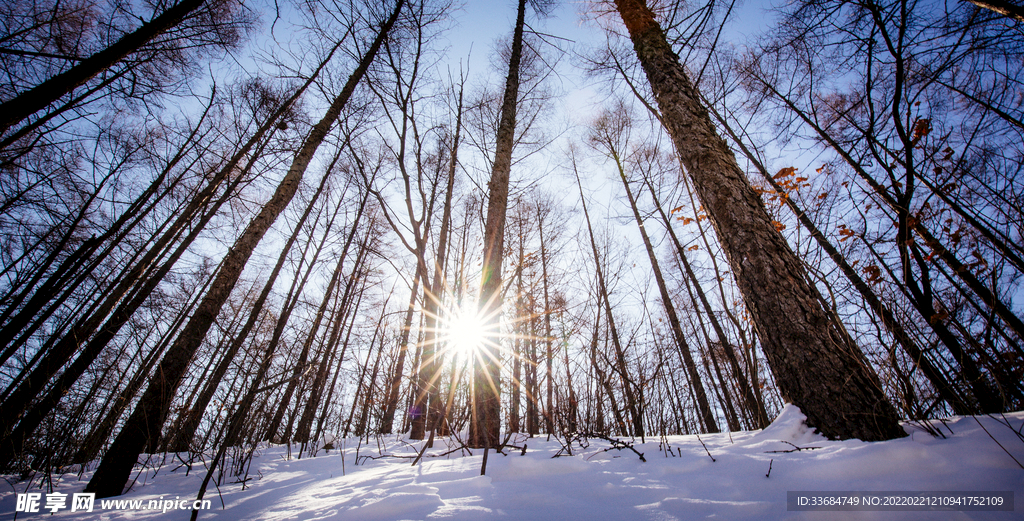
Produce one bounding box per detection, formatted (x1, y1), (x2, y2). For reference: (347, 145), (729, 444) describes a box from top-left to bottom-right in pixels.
(444, 306), (487, 358)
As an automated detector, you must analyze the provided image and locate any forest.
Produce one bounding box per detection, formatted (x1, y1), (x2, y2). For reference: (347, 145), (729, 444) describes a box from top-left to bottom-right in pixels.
(0, 0), (1022, 502)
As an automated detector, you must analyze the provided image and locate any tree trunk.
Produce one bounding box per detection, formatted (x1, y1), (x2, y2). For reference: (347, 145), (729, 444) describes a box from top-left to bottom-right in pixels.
(84, 1), (403, 497)
(471, 0), (527, 449)
(0, 55), (326, 452)
(613, 0), (904, 441)
(296, 234), (370, 443)
(539, 210), (555, 436)
(421, 81), (464, 444)
(573, 160), (643, 436)
(268, 189), (371, 441)
(966, 0), (1024, 23)
(380, 274), (420, 434)
(0, 0), (206, 134)
(602, 134), (720, 433)
(167, 165), (333, 452)
(71, 271), (208, 464)
(705, 101), (975, 415)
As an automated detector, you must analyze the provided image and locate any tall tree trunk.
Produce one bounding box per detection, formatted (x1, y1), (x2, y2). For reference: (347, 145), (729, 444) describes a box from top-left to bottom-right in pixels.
(0, 104), (210, 364)
(84, 2), (404, 497)
(539, 210), (555, 436)
(705, 100), (975, 415)
(640, 170), (769, 427)
(601, 133), (720, 433)
(0, 161), (255, 465)
(511, 224), (527, 433)
(755, 70), (1024, 350)
(380, 274), (421, 434)
(0, 0), (207, 134)
(355, 315), (387, 437)
(296, 234), (370, 443)
(314, 283), (380, 447)
(562, 324), (578, 433)
(73, 269), (209, 464)
(167, 165), (334, 452)
(0, 52), (329, 451)
(527, 316), (540, 436)
(421, 82), (464, 444)
(613, 0), (904, 441)
(745, 71), (1006, 412)
(471, 0), (527, 449)
(573, 160), (643, 436)
(343, 338), (376, 438)
(267, 189), (371, 441)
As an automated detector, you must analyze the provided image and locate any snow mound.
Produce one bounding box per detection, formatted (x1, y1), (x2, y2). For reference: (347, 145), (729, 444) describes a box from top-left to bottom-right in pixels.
(738, 403), (825, 447)
(2, 412), (1022, 520)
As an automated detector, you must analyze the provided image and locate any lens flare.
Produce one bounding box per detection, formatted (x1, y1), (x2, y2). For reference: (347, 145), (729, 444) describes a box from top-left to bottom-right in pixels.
(445, 307), (486, 358)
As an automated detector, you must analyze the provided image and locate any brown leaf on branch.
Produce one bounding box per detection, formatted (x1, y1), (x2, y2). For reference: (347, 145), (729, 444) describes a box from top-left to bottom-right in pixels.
(773, 167), (796, 180)
(912, 118), (931, 142)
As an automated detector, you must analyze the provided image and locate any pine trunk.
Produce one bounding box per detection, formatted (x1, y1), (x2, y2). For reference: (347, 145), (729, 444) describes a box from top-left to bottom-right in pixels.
(613, 0), (904, 441)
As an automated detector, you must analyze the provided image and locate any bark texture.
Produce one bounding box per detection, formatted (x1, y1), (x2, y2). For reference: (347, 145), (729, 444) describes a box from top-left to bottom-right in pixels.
(613, 0), (905, 441)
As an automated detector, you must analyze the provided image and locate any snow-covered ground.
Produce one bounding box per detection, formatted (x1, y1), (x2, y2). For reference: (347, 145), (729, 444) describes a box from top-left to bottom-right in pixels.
(2, 406), (1022, 520)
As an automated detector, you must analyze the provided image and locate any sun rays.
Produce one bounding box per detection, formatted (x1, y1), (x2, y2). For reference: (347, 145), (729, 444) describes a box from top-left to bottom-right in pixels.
(442, 305), (487, 359)
(415, 288), (551, 408)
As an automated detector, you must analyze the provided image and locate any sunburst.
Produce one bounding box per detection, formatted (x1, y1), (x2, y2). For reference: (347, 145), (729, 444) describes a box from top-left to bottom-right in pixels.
(441, 304), (487, 360)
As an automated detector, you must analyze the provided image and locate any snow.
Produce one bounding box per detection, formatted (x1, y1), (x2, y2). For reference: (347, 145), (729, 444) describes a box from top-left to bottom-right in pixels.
(2, 407), (1022, 520)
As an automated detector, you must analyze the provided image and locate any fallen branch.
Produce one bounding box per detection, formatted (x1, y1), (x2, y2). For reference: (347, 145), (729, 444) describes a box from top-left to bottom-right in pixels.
(765, 441), (821, 454)
(360, 443), (469, 466)
(555, 431), (646, 462)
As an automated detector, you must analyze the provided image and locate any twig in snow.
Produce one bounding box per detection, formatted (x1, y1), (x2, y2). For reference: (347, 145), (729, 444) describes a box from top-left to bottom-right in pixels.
(906, 419), (945, 439)
(411, 435), (433, 467)
(766, 459), (773, 478)
(989, 413), (1024, 445)
(974, 416), (1024, 469)
(696, 435), (715, 462)
(495, 432), (514, 455)
(765, 441), (821, 453)
(480, 446), (489, 475)
(937, 418), (955, 437)
(367, 443), (469, 466)
(555, 432), (646, 462)
(171, 452), (194, 475)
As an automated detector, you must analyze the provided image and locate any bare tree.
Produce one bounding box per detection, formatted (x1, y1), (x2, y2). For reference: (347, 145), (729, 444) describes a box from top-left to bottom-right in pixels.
(470, 0), (527, 450)
(610, 0), (904, 441)
(0, 0), (245, 135)
(84, 0), (405, 497)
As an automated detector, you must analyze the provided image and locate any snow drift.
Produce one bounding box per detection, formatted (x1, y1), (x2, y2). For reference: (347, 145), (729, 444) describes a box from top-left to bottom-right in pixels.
(2, 407), (1022, 520)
